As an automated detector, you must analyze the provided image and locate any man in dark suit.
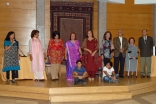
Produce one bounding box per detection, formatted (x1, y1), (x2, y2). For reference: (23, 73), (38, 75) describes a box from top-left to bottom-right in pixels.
(138, 29), (153, 78)
(113, 30), (128, 78)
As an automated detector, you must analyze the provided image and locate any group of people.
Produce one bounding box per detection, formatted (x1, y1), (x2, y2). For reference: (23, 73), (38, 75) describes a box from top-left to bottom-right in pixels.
(47, 30), (101, 83)
(101, 29), (153, 83)
(2, 29), (153, 85)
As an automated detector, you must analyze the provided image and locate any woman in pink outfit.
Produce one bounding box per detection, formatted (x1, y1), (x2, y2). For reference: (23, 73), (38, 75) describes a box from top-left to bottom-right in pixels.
(29, 30), (45, 81)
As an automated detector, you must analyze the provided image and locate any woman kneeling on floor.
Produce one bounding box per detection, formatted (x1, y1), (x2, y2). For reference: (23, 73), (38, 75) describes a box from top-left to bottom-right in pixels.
(103, 61), (119, 83)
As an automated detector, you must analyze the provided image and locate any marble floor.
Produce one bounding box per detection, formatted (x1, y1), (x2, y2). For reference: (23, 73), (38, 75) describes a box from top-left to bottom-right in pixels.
(0, 90), (156, 104)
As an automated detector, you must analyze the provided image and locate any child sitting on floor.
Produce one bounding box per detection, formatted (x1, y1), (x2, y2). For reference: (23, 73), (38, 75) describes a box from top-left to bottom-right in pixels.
(103, 61), (119, 83)
(72, 60), (88, 86)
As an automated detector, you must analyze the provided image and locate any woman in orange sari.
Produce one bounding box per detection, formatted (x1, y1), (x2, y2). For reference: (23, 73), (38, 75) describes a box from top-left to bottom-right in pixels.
(47, 31), (65, 81)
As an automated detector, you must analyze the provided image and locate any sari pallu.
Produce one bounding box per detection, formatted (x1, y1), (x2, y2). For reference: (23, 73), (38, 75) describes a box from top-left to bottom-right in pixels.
(66, 40), (80, 80)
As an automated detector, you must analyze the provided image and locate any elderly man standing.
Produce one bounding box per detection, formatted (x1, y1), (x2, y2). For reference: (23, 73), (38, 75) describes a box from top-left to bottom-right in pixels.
(113, 30), (128, 78)
(138, 29), (153, 78)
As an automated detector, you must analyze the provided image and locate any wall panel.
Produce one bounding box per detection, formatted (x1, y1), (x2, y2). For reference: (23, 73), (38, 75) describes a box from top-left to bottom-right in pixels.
(0, 0), (36, 56)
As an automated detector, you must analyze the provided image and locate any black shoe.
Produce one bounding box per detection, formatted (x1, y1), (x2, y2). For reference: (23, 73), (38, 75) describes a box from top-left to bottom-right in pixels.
(147, 76), (151, 78)
(141, 75), (145, 78)
(74, 81), (79, 85)
(119, 76), (125, 78)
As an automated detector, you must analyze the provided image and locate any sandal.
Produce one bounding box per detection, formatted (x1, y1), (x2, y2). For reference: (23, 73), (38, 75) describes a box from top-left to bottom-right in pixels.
(6, 79), (10, 84)
(12, 79), (17, 83)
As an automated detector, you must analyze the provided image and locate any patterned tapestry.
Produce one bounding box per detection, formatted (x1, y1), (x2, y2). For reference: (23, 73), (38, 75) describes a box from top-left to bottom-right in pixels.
(50, 1), (93, 45)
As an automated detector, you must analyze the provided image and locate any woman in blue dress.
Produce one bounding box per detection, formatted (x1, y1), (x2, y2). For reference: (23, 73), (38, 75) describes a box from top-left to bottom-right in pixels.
(2, 31), (20, 84)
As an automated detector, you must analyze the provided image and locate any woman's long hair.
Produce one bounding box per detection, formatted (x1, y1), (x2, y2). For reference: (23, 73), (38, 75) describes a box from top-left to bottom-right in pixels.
(103, 31), (112, 40)
(86, 30), (94, 38)
(4, 31), (16, 41)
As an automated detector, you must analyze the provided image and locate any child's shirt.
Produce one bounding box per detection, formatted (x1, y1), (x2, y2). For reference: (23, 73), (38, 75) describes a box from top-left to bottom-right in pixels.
(103, 66), (114, 77)
(73, 66), (86, 76)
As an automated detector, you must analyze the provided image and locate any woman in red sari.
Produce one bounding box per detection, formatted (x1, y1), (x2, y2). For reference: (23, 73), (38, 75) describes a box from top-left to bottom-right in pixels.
(47, 31), (65, 81)
(82, 30), (99, 81)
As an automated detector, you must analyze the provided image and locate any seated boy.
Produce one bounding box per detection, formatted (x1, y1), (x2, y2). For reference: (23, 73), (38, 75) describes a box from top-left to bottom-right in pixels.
(72, 60), (88, 86)
(103, 61), (119, 83)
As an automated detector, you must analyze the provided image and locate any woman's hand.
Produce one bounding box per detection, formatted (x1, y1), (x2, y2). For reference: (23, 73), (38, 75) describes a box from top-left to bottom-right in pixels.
(80, 54), (82, 58)
(11, 40), (15, 45)
(91, 51), (96, 56)
(91, 50), (98, 56)
(88, 49), (92, 54)
(111, 52), (114, 57)
(30, 55), (32, 61)
(78, 76), (83, 79)
(44, 53), (47, 60)
(101, 55), (104, 59)
(18, 56), (20, 60)
(65, 55), (67, 60)
(113, 76), (116, 80)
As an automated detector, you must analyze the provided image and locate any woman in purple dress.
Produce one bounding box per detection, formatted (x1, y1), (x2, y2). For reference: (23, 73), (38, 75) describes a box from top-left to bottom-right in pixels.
(65, 32), (82, 80)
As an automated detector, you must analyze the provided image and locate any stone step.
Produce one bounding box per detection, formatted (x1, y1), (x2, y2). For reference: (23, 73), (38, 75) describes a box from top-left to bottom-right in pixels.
(50, 92), (132, 102)
(49, 86), (129, 94)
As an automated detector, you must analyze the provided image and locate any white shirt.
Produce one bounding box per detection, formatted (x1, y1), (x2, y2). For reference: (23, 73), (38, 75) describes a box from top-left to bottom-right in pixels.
(143, 36), (147, 40)
(103, 66), (115, 77)
(119, 36), (122, 48)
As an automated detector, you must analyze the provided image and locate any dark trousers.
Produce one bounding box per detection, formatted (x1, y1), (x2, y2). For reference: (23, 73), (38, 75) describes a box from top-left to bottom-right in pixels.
(114, 53), (125, 76)
(103, 58), (110, 66)
(74, 78), (85, 83)
(6, 70), (18, 79)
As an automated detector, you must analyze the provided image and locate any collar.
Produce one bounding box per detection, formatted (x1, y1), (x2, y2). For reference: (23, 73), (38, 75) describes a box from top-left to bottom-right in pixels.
(143, 36), (147, 38)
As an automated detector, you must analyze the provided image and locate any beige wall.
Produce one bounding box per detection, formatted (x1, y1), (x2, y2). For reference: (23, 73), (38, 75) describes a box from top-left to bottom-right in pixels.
(106, 0), (153, 44)
(0, 0), (36, 57)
